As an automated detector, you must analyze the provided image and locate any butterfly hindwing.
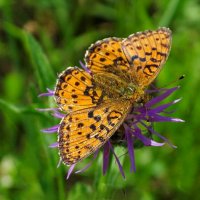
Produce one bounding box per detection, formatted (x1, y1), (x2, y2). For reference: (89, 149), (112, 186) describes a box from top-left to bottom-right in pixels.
(58, 100), (131, 165)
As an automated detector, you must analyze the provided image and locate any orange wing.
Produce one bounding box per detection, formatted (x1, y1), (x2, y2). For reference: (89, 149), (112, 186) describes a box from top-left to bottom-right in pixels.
(55, 67), (132, 165)
(58, 100), (131, 165)
(85, 37), (130, 77)
(122, 27), (172, 87)
(54, 67), (104, 112)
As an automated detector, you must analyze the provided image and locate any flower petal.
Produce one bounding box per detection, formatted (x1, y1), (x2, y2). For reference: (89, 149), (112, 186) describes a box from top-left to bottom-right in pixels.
(146, 87), (179, 107)
(38, 88), (54, 97)
(124, 125), (136, 172)
(103, 142), (110, 175)
(150, 140), (165, 146)
(148, 98), (182, 114)
(37, 108), (59, 112)
(47, 88), (55, 93)
(149, 114), (185, 123)
(52, 111), (65, 118)
(57, 158), (62, 168)
(75, 150), (99, 174)
(140, 122), (177, 148)
(41, 124), (60, 133)
(79, 61), (91, 74)
(108, 141), (125, 179)
(66, 164), (76, 179)
(125, 124), (152, 146)
(49, 142), (59, 148)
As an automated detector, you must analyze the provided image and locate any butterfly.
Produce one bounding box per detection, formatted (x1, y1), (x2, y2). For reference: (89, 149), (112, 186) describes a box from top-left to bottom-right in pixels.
(54, 27), (172, 165)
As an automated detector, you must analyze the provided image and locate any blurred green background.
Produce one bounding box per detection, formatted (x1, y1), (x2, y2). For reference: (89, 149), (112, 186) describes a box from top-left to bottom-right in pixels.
(1, 0), (200, 199)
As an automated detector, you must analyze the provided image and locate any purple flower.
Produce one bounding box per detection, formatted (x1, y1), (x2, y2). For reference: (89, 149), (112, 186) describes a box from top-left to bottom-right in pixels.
(39, 66), (184, 179)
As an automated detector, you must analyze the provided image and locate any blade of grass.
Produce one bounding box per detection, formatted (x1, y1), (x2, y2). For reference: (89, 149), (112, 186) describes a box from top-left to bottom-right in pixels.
(24, 33), (55, 90)
(158, 0), (182, 27)
(3, 22), (56, 91)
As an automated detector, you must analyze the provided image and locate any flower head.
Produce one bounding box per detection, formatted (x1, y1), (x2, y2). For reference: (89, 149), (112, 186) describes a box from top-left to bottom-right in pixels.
(39, 65), (184, 179)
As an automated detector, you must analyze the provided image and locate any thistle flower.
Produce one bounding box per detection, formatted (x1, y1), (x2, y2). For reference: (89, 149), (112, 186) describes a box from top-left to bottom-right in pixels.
(39, 65), (183, 179)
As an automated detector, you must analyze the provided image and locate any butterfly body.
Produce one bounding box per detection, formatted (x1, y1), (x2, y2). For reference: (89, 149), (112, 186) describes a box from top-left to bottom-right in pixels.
(54, 27), (172, 165)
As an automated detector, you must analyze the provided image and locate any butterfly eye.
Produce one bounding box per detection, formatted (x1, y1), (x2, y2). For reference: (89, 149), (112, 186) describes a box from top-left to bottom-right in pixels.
(127, 86), (134, 92)
(119, 86), (135, 97)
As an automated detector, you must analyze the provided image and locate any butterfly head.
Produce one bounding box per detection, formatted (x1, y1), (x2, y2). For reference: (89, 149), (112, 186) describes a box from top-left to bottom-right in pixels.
(120, 83), (145, 103)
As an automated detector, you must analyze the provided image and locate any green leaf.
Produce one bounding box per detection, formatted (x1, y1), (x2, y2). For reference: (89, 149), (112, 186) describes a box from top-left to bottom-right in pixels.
(158, 0), (182, 26)
(24, 33), (55, 91)
(3, 22), (56, 91)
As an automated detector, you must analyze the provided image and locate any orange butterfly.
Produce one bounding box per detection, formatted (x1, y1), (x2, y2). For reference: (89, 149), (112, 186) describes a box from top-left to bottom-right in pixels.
(54, 27), (172, 165)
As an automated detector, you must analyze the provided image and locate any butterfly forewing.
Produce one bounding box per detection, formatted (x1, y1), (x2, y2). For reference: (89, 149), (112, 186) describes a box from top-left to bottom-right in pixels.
(54, 67), (103, 112)
(85, 37), (130, 75)
(122, 27), (172, 87)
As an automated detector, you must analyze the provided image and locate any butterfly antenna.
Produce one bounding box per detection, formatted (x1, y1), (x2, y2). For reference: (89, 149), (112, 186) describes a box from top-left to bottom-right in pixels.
(150, 74), (185, 91)
(162, 74), (185, 88)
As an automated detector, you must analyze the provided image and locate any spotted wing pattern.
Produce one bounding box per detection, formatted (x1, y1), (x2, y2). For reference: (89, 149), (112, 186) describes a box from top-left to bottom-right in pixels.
(122, 27), (172, 87)
(58, 100), (131, 165)
(55, 67), (131, 165)
(54, 67), (104, 112)
(85, 28), (171, 87)
(85, 37), (130, 76)
(55, 27), (172, 166)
